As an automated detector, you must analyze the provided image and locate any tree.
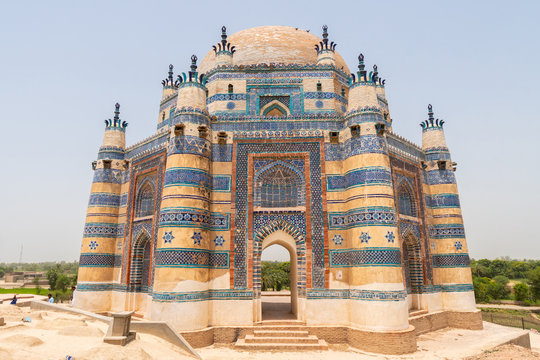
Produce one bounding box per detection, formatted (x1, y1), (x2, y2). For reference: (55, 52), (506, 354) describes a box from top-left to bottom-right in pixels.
(473, 277), (492, 303)
(55, 274), (71, 292)
(513, 282), (530, 302)
(527, 267), (540, 301)
(46, 268), (59, 290)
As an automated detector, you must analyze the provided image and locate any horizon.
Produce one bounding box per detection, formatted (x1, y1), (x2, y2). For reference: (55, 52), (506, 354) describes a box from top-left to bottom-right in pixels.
(1, 0), (539, 262)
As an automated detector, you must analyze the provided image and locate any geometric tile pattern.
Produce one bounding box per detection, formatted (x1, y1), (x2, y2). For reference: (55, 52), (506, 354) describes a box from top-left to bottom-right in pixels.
(88, 193), (121, 207)
(163, 231), (174, 244)
(359, 232), (371, 243)
(164, 167), (211, 189)
(152, 289), (253, 302)
(331, 234), (343, 246)
(212, 175), (231, 191)
(429, 224), (465, 238)
(213, 235), (225, 246)
(93, 168), (129, 184)
(168, 135), (212, 159)
(329, 248), (402, 267)
(191, 231), (202, 245)
(79, 253), (122, 267)
(306, 288), (407, 301)
(159, 208), (230, 231)
(154, 248), (229, 269)
(454, 240), (463, 251)
(83, 223), (125, 238)
(424, 169), (456, 185)
(304, 91), (347, 104)
(385, 231), (395, 243)
(425, 193), (460, 208)
(328, 207), (397, 230)
(325, 135), (387, 161)
(233, 141), (325, 288)
(431, 253), (470, 268)
(89, 240), (98, 250)
(326, 166), (392, 191)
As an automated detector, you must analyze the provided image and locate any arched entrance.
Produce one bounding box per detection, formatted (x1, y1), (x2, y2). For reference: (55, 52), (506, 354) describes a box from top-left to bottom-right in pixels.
(261, 244), (294, 320)
(402, 234), (424, 310)
(128, 231), (152, 312)
(252, 221), (306, 323)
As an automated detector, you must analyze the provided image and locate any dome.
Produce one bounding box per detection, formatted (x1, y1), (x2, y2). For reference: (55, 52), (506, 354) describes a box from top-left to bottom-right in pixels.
(198, 26), (350, 74)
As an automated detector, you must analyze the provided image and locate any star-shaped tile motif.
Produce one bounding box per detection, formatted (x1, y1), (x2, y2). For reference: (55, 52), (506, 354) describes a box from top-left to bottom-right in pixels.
(192, 231), (203, 245)
(332, 234), (343, 246)
(385, 231), (395, 243)
(213, 235), (225, 247)
(454, 241), (463, 251)
(89, 240), (98, 250)
(163, 231), (174, 244)
(359, 232), (371, 244)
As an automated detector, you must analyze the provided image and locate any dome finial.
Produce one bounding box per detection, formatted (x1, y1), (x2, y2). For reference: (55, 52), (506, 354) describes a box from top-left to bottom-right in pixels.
(221, 26), (227, 46)
(428, 104), (434, 120)
(114, 103), (120, 121)
(322, 25), (328, 45)
(190, 55), (198, 72)
(358, 54), (365, 71)
(168, 64), (174, 82)
(213, 26), (236, 55)
(315, 24), (336, 54)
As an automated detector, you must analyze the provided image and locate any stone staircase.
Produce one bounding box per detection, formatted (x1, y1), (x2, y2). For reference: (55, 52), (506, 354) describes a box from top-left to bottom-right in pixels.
(235, 320), (328, 351)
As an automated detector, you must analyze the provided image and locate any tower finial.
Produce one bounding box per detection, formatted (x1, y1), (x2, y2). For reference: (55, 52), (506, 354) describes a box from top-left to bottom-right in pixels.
(221, 25), (227, 46)
(322, 25), (328, 45)
(358, 54), (365, 71)
(428, 104), (434, 121)
(114, 103), (120, 121)
(190, 55), (198, 72)
(168, 64), (174, 81)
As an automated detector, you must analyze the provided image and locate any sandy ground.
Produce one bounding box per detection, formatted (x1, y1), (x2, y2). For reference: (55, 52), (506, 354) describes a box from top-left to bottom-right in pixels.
(0, 301), (539, 359)
(0, 304), (193, 360)
(198, 323), (539, 360)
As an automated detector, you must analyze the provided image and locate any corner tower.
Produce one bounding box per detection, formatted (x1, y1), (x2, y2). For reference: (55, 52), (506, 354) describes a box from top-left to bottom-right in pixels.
(77, 103), (128, 305)
(421, 105), (477, 313)
(151, 55), (213, 329)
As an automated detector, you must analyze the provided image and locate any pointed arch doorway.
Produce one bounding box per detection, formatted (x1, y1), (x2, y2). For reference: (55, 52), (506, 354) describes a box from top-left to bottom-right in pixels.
(253, 226), (306, 323)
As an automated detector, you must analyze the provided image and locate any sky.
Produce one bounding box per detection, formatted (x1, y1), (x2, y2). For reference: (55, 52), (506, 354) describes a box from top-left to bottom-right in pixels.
(0, 0), (539, 263)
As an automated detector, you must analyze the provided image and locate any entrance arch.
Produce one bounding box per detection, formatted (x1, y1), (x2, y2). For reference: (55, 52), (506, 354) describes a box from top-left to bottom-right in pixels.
(252, 220), (306, 323)
(402, 234), (424, 310)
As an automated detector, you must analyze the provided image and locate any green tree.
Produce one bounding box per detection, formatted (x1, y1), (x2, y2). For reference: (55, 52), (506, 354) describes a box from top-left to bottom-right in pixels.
(487, 280), (509, 300)
(513, 282), (530, 302)
(527, 267), (540, 301)
(56, 274), (71, 292)
(493, 275), (509, 287)
(473, 277), (492, 303)
(46, 268), (59, 290)
(489, 259), (509, 278)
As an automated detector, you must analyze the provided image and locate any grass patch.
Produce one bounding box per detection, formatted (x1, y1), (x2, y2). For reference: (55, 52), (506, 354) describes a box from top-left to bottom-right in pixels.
(0, 288), (49, 296)
(480, 307), (531, 317)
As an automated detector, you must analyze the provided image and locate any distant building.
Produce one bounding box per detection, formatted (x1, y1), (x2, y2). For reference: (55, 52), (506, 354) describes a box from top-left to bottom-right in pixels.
(75, 26), (481, 353)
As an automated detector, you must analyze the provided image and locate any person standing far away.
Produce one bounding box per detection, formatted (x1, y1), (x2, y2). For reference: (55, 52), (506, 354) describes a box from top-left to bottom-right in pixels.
(48, 294), (54, 303)
(70, 286), (76, 307)
(10, 294), (17, 305)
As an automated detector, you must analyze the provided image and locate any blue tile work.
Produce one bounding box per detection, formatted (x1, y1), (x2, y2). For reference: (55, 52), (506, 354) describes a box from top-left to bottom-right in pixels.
(89, 241), (98, 250)
(328, 207), (397, 230)
(304, 91), (347, 104)
(307, 289), (407, 301)
(386, 135), (425, 162)
(247, 86), (302, 115)
(425, 193), (460, 208)
(330, 248), (402, 267)
(121, 152), (166, 285)
(206, 69), (342, 84)
(345, 111), (389, 128)
(212, 175), (231, 192)
(213, 235), (225, 247)
(325, 135), (387, 162)
(454, 241), (463, 251)
(332, 234), (344, 246)
(254, 158), (305, 173)
(429, 224), (465, 239)
(84, 223), (125, 238)
(424, 169), (456, 185)
(385, 231), (395, 243)
(88, 193), (121, 207)
(93, 169), (129, 184)
(207, 93), (247, 104)
(152, 289), (253, 303)
(399, 220), (421, 240)
(98, 146), (125, 160)
(432, 253), (470, 268)
(359, 232), (371, 244)
(163, 231), (174, 244)
(326, 167), (392, 191)
(211, 143), (233, 162)
(79, 253), (122, 267)
(212, 117), (342, 133)
(425, 147), (451, 161)
(234, 141), (325, 288)
(440, 283), (474, 292)
(164, 167), (210, 189)
(126, 133), (169, 160)
(154, 248), (229, 269)
(168, 135), (212, 159)
(253, 159), (306, 207)
(191, 231), (202, 245)
(159, 207), (230, 231)
(253, 212), (306, 238)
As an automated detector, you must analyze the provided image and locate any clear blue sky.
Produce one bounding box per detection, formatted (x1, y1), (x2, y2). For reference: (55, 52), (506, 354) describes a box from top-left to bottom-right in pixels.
(1, 0), (538, 262)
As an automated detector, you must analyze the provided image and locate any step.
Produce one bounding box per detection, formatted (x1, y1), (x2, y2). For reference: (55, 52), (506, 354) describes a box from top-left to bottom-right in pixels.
(235, 338), (328, 351)
(259, 320), (305, 326)
(244, 334), (319, 344)
(409, 309), (428, 318)
(253, 329), (310, 337)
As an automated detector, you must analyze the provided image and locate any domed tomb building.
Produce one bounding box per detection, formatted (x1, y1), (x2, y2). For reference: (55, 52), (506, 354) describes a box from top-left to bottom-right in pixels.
(75, 26), (481, 353)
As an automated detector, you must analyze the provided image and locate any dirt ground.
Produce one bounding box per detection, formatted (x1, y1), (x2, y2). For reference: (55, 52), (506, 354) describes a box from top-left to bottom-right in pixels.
(464, 344), (540, 360)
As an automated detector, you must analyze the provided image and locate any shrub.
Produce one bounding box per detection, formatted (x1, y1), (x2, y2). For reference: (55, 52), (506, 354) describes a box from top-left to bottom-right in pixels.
(513, 282), (530, 302)
(527, 267), (540, 301)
